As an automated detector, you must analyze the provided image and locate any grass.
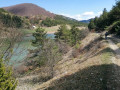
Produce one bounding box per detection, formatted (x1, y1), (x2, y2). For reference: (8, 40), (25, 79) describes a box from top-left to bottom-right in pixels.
(19, 29), (36, 35)
(117, 43), (120, 48)
(101, 48), (114, 64)
(18, 33), (119, 90)
(36, 37), (117, 90)
(20, 25), (87, 35)
(45, 47), (115, 90)
(43, 25), (60, 33)
(20, 26), (60, 35)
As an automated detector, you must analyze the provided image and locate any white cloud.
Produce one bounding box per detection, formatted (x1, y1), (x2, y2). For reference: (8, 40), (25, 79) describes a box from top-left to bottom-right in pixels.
(82, 12), (94, 16)
(59, 11), (102, 21)
(98, 11), (102, 15)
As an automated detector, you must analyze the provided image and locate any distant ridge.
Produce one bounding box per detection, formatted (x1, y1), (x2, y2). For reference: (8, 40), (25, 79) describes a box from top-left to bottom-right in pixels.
(3, 3), (55, 18)
(80, 19), (91, 23)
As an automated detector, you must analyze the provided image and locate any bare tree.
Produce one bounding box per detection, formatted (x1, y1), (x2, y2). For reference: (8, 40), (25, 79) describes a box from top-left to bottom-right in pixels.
(43, 39), (62, 77)
(31, 39), (62, 78)
(0, 23), (23, 62)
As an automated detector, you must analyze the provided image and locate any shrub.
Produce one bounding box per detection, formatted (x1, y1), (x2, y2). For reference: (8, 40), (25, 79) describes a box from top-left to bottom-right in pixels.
(0, 59), (17, 90)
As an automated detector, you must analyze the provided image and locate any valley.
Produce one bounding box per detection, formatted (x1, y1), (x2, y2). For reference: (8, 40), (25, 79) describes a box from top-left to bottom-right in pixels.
(0, 1), (120, 90)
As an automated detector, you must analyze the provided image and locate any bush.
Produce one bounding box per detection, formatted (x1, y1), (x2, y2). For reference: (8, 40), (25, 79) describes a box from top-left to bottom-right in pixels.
(0, 59), (17, 90)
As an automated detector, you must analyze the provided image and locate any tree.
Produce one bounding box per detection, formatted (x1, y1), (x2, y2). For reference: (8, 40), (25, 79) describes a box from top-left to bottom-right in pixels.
(105, 21), (120, 35)
(32, 27), (47, 47)
(31, 27), (62, 78)
(95, 9), (108, 30)
(70, 25), (80, 45)
(36, 39), (61, 77)
(102, 8), (109, 27)
(41, 18), (57, 27)
(55, 25), (70, 42)
(55, 25), (86, 46)
(0, 59), (17, 90)
(88, 1), (120, 34)
(12, 15), (23, 28)
(0, 9), (23, 28)
(94, 17), (98, 25)
(0, 24), (22, 90)
(88, 19), (95, 30)
(109, 1), (120, 21)
(55, 25), (64, 39)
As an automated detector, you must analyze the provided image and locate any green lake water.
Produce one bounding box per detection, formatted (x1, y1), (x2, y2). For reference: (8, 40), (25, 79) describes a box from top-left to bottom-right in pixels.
(10, 34), (55, 66)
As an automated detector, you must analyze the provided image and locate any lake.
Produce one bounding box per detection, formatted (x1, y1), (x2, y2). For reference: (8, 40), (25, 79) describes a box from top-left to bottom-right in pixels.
(10, 34), (55, 66)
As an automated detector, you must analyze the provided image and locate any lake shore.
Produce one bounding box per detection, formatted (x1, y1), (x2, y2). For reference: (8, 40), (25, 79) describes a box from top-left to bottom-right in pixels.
(47, 31), (56, 34)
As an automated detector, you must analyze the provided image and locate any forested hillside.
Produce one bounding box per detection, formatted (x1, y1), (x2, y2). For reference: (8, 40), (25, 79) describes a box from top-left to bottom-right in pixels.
(0, 8), (23, 28)
(88, 1), (120, 35)
(41, 15), (88, 27)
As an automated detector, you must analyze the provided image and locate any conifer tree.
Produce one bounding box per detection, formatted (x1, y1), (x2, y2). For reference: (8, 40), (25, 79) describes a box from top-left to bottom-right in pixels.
(88, 19), (95, 30)
(32, 27), (47, 47)
(55, 24), (69, 41)
(70, 25), (80, 45)
(0, 59), (17, 90)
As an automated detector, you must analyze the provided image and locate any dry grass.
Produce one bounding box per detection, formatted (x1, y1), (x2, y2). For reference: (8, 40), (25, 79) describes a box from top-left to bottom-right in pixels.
(17, 33), (120, 90)
(77, 26), (87, 30)
(35, 44), (115, 90)
(43, 25), (87, 34)
(117, 43), (120, 48)
(34, 33), (118, 90)
(43, 25), (60, 34)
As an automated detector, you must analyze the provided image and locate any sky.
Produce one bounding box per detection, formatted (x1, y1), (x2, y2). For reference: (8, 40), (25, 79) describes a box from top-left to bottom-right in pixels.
(0, 0), (116, 20)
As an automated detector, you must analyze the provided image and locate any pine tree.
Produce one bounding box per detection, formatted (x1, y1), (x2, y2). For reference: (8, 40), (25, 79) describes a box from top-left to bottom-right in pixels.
(0, 59), (17, 90)
(32, 27), (47, 47)
(70, 25), (80, 45)
(55, 24), (69, 41)
(88, 19), (95, 30)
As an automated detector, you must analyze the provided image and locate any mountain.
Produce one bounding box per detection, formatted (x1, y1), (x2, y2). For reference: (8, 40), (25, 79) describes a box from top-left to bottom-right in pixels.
(80, 19), (91, 23)
(3, 3), (55, 18)
(54, 15), (88, 26)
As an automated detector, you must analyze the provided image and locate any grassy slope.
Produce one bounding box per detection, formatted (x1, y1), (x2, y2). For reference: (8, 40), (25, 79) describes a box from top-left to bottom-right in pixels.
(35, 33), (118, 90)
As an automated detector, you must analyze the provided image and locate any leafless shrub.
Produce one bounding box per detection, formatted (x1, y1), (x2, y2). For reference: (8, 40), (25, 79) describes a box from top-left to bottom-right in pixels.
(79, 28), (89, 40)
(25, 39), (62, 78)
(57, 40), (71, 54)
(72, 49), (80, 58)
(0, 23), (23, 61)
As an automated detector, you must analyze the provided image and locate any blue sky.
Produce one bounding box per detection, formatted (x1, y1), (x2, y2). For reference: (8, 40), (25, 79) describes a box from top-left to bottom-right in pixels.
(0, 0), (116, 20)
